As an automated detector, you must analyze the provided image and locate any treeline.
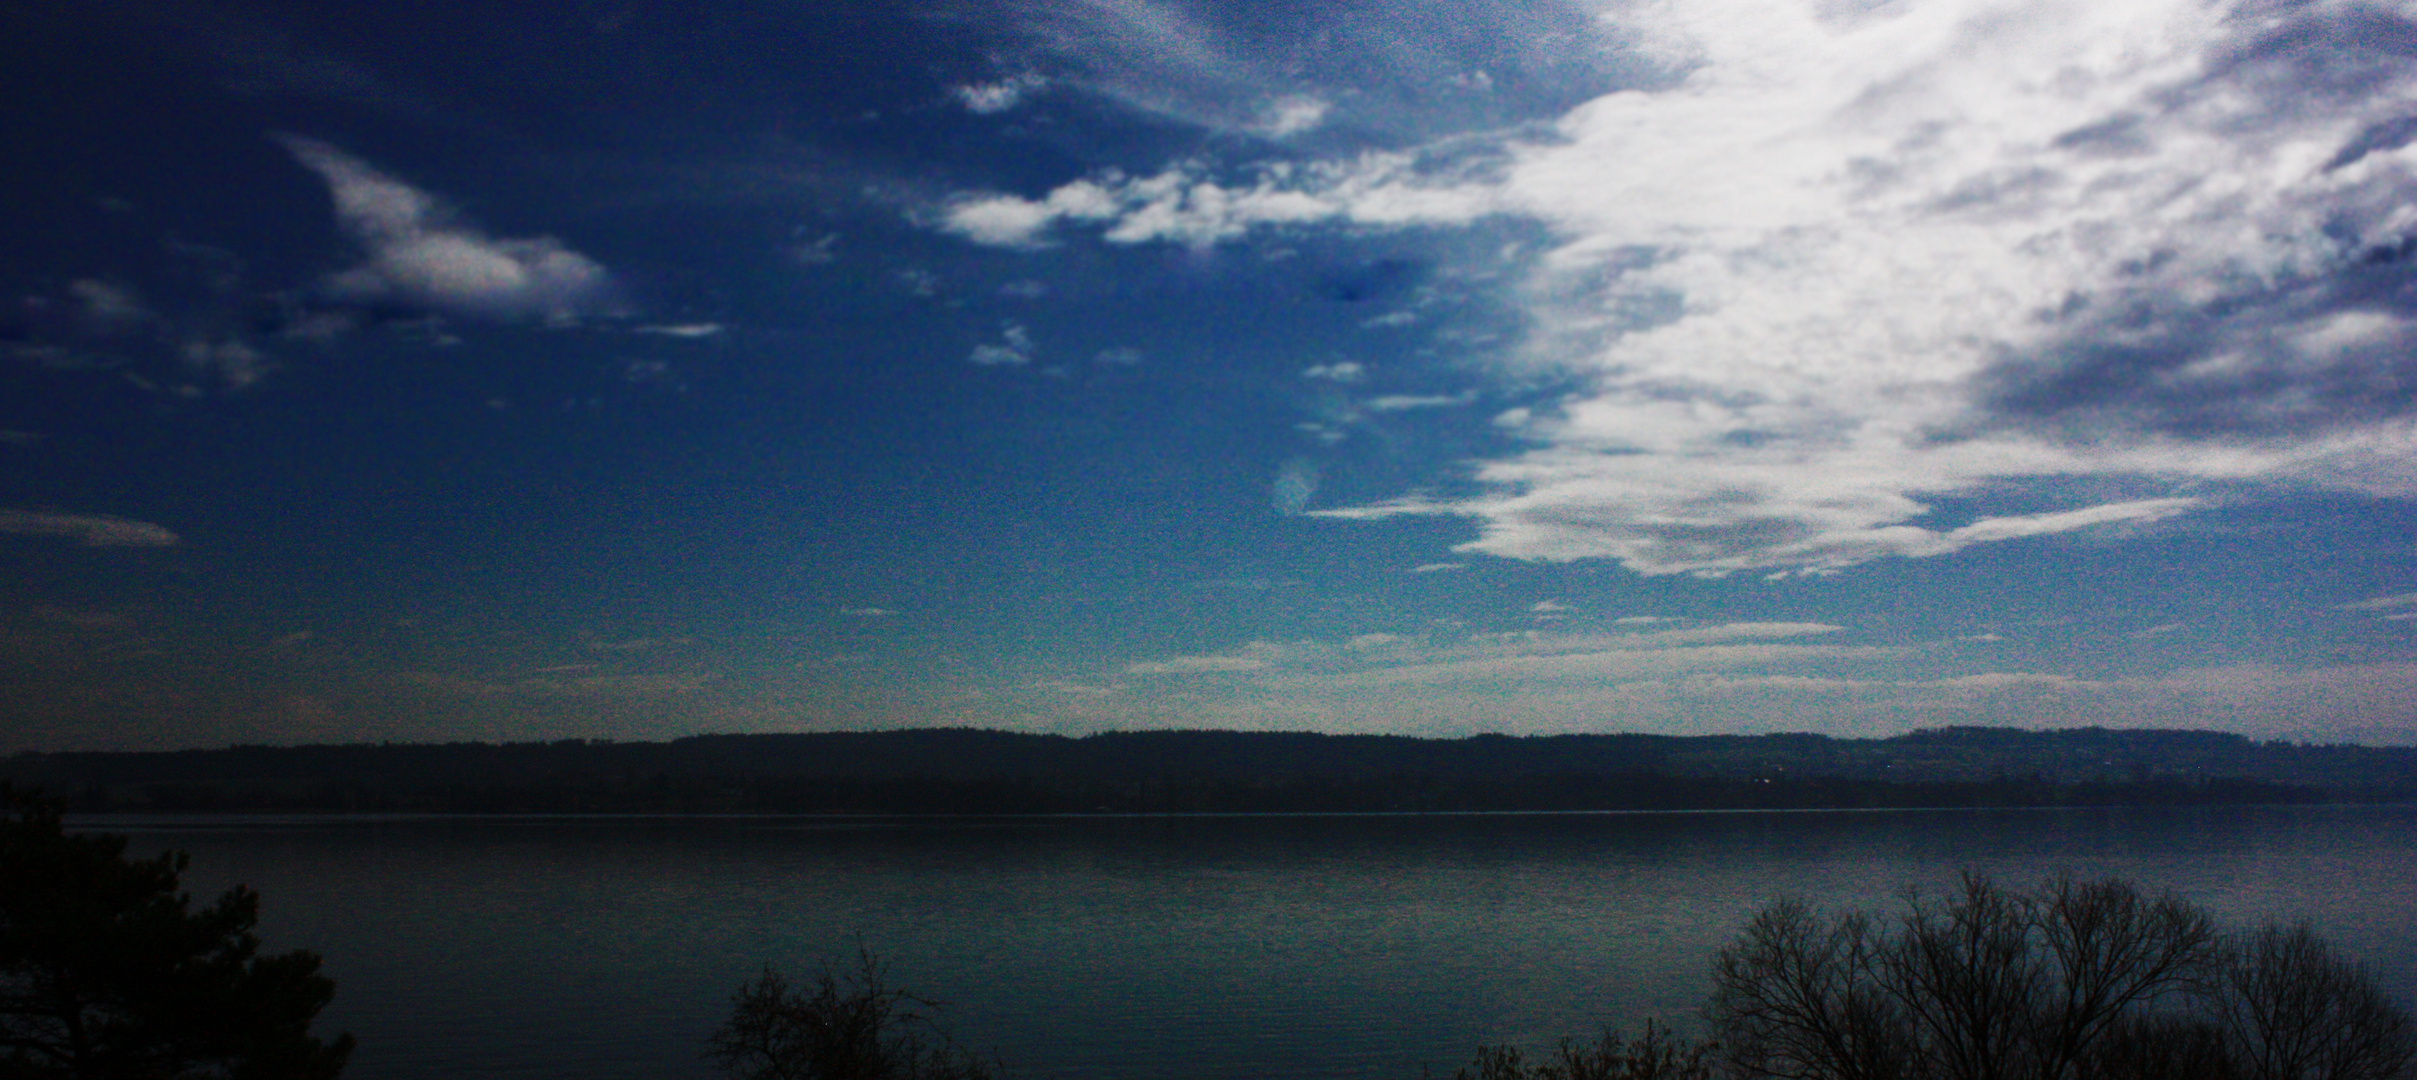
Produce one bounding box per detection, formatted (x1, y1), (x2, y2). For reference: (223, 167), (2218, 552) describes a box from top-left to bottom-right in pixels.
(5, 726), (2408, 813)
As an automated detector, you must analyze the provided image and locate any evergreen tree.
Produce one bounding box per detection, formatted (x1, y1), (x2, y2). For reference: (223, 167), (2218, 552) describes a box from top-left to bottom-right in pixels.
(0, 786), (352, 1079)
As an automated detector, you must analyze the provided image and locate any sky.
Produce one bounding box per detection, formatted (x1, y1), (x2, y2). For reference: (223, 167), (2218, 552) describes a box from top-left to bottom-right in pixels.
(4, 0), (2416, 752)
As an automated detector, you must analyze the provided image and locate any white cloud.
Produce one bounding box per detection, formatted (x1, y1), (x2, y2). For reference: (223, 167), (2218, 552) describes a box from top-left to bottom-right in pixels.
(969, 322), (1036, 366)
(0, 510), (179, 547)
(1256, 96), (1330, 137)
(1411, 562), (1467, 573)
(946, 0), (2417, 575)
(939, 155), (1492, 248)
(1302, 361), (1366, 382)
(841, 607), (896, 617)
(636, 323), (725, 338)
(1363, 392), (1473, 412)
(955, 74), (1048, 114)
(280, 136), (614, 321)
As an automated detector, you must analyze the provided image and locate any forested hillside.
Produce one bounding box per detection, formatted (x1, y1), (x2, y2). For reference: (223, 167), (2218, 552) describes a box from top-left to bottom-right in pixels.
(6, 727), (2409, 813)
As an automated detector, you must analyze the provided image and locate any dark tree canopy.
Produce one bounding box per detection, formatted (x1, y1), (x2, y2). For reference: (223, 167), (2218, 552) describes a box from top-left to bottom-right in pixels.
(0, 787), (352, 1080)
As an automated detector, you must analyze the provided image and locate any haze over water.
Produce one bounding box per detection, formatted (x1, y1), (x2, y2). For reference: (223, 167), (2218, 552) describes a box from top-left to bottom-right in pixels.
(110, 804), (2417, 1080)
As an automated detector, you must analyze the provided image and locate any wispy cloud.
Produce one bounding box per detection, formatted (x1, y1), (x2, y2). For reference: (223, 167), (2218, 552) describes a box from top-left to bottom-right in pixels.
(400, 670), (720, 699)
(1363, 392), (1473, 412)
(280, 136), (615, 321)
(0, 510), (179, 547)
(1272, 458), (1320, 515)
(987, 0), (1618, 144)
(2339, 592), (2417, 612)
(635, 322), (725, 339)
(586, 638), (657, 652)
(1119, 622), (1855, 681)
(66, 280), (151, 331)
(1093, 629), (2417, 742)
(1125, 641), (1285, 675)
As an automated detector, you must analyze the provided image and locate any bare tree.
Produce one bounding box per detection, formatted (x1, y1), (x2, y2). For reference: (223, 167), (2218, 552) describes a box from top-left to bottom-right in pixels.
(2029, 875), (2219, 1074)
(1439, 1022), (1719, 1080)
(2218, 923), (2416, 1080)
(1707, 873), (2410, 1080)
(706, 950), (997, 1080)
(1706, 900), (1915, 1080)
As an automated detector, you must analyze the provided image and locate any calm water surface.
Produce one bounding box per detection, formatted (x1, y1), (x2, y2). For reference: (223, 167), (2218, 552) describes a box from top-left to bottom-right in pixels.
(91, 805), (2417, 1080)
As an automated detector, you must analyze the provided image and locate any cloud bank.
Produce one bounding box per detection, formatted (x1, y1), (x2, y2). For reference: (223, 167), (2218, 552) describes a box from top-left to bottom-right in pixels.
(281, 137), (614, 321)
(940, 0), (2417, 575)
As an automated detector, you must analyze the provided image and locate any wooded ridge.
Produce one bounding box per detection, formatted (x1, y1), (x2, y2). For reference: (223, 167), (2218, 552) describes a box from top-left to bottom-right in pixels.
(5, 726), (2410, 813)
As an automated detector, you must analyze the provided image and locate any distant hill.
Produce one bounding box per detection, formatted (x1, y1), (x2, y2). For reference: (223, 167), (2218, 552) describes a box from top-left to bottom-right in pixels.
(5, 727), (2411, 814)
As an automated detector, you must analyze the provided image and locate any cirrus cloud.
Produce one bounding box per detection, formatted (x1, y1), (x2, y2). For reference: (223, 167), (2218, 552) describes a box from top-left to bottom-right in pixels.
(0, 510), (180, 547)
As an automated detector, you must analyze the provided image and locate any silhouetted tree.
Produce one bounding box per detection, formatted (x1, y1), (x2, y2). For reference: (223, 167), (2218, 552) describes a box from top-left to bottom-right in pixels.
(1706, 872), (2414, 1080)
(2218, 923), (2416, 1080)
(1438, 1022), (1718, 1080)
(706, 951), (996, 1080)
(0, 785), (353, 1079)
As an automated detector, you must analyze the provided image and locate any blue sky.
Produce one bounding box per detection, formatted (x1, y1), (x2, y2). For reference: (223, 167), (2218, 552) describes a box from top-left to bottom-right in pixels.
(5, 0), (2416, 751)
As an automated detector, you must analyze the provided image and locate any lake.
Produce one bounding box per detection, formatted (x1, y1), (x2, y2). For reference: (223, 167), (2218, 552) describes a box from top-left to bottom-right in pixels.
(90, 804), (2417, 1080)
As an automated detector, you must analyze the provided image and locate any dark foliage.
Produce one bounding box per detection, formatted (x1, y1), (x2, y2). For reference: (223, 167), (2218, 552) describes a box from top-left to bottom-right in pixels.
(0, 786), (352, 1080)
(1706, 872), (2414, 1080)
(706, 952), (995, 1080)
